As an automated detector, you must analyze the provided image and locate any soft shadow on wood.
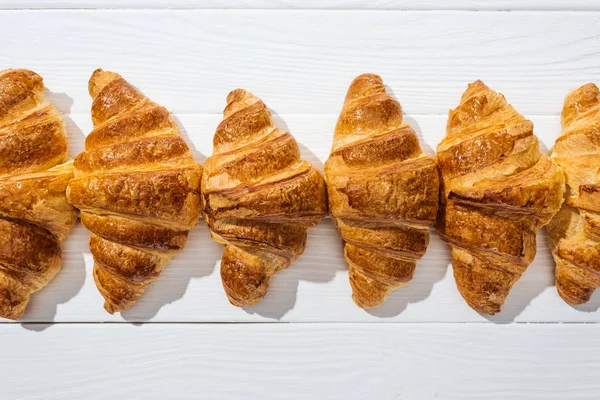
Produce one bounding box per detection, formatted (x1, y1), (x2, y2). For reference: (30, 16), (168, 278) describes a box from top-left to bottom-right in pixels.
(240, 112), (338, 319)
(483, 231), (555, 323)
(241, 218), (345, 320)
(271, 110), (326, 171)
(172, 115), (207, 164)
(570, 291), (600, 312)
(21, 91), (88, 332)
(122, 116), (219, 321)
(122, 224), (221, 322)
(366, 89), (447, 318)
(21, 227), (88, 332)
(365, 231), (451, 318)
(385, 84), (436, 156)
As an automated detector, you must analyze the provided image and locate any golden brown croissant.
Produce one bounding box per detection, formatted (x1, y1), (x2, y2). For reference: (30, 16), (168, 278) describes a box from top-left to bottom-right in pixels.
(436, 80), (565, 315)
(0, 69), (78, 320)
(202, 89), (327, 307)
(547, 83), (600, 304)
(67, 69), (202, 314)
(324, 73), (439, 308)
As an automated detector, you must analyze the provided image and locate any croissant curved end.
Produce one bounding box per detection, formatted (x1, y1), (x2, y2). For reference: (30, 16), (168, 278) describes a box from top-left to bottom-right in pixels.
(547, 83), (600, 305)
(71, 70), (203, 314)
(0, 69), (77, 320)
(205, 89), (326, 307)
(88, 68), (122, 99)
(326, 73), (438, 309)
(437, 80), (564, 314)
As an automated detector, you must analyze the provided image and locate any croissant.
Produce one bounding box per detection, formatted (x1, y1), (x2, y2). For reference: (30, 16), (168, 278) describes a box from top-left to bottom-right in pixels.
(202, 89), (327, 307)
(324, 74), (439, 308)
(67, 69), (202, 314)
(0, 69), (77, 320)
(547, 83), (600, 304)
(436, 80), (565, 314)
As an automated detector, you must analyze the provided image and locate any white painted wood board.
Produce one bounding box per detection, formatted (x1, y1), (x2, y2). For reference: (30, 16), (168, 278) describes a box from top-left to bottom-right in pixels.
(13, 113), (600, 323)
(1, 10), (599, 116)
(2, 0), (599, 10)
(2, 4), (600, 399)
(2, 323), (600, 400)
(0, 8), (598, 323)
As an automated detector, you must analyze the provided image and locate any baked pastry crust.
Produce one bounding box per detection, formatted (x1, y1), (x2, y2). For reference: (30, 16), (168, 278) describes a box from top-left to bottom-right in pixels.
(67, 69), (202, 314)
(436, 80), (564, 315)
(202, 89), (327, 306)
(548, 83), (600, 304)
(324, 73), (439, 308)
(0, 69), (77, 320)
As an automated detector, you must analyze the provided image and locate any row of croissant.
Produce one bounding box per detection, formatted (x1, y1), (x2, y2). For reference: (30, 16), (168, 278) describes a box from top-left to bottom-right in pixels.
(1, 68), (598, 320)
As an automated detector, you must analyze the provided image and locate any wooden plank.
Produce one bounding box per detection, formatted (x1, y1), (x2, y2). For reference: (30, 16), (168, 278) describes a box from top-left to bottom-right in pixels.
(0, 10), (598, 115)
(2, 1), (599, 11)
(5, 113), (597, 323)
(1, 323), (599, 399)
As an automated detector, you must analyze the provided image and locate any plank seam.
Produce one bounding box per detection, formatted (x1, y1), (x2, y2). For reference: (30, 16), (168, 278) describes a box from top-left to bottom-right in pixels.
(7, 321), (600, 325)
(1, 8), (600, 12)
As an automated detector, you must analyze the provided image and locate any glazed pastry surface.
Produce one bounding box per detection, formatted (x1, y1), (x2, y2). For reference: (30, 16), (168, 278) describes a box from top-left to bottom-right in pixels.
(0, 69), (77, 320)
(67, 69), (202, 314)
(436, 80), (564, 314)
(324, 73), (439, 308)
(202, 89), (327, 306)
(547, 83), (600, 304)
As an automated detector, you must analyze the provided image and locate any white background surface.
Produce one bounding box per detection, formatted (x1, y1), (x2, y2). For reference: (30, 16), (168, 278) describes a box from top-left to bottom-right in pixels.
(0, 1), (599, 399)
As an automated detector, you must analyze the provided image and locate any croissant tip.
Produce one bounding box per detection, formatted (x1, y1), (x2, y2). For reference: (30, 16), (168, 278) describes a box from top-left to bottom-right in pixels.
(88, 68), (122, 99)
(468, 79), (487, 89)
(353, 73), (383, 83)
(352, 295), (384, 309)
(0, 311), (21, 321)
(226, 88), (251, 103)
(226, 294), (263, 308)
(556, 280), (594, 305)
(103, 301), (117, 315)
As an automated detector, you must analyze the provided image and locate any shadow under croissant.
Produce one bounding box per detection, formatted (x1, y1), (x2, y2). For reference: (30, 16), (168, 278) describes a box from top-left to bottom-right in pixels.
(240, 112), (336, 319)
(241, 218), (345, 320)
(20, 227), (88, 332)
(384, 84), (435, 157)
(482, 231), (555, 323)
(271, 109), (326, 172)
(21, 90), (88, 332)
(364, 229), (451, 318)
(121, 224), (221, 322)
(571, 292), (600, 312)
(171, 115), (207, 165)
(121, 111), (218, 321)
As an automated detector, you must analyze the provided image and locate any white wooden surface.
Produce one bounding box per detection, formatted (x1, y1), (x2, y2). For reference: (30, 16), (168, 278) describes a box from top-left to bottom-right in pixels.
(2, 323), (600, 400)
(1, 3), (600, 399)
(2, 0), (599, 10)
(16, 114), (600, 323)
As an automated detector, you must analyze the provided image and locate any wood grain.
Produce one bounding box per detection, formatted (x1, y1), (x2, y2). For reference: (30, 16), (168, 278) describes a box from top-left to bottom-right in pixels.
(3, 113), (594, 323)
(0, 5), (598, 399)
(2, 323), (600, 399)
(2, 1), (599, 10)
(0, 10), (598, 115)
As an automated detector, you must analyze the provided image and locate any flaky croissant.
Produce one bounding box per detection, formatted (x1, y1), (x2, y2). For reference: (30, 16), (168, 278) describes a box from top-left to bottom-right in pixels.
(324, 73), (439, 308)
(547, 83), (600, 304)
(202, 89), (327, 307)
(436, 80), (564, 315)
(0, 69), (78, 320)
(67, 69), (202, 314)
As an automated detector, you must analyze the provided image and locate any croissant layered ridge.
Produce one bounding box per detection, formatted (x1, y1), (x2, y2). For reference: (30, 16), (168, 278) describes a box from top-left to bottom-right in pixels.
(202, 89), (327, 307)
(324, 73), (439, 308)
(436, 80), (564, 315)
(67, 69), (202, 314)
(0, 69), (77, 320)
(548, 83), (600, 305)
